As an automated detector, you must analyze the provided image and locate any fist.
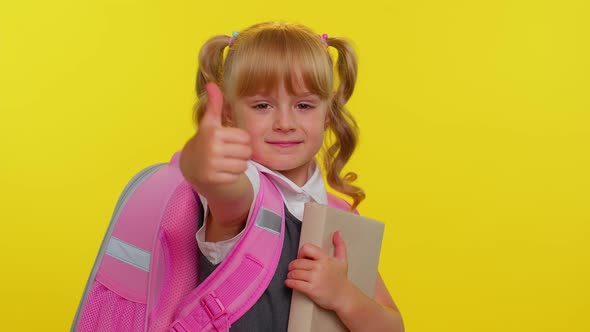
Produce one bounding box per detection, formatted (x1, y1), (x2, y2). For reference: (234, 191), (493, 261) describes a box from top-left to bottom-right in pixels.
(180, 83), (252, 187)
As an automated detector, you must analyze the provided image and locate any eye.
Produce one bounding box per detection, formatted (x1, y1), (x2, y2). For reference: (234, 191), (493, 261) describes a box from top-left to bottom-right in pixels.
(253, 103), (272, 110)
(296, 103), (314, 110)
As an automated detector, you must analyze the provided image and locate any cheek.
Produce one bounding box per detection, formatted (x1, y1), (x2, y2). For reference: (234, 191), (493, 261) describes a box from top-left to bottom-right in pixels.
(304, 115), (328, 135)
(240, 118), (266, 136)
(314, 130), (327, 147)
(234, 111), (262, 133)
(305, 121), (327, 149)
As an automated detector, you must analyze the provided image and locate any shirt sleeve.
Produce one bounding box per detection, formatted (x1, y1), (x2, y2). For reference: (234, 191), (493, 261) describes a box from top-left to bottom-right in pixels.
(195, 162), (261, 264)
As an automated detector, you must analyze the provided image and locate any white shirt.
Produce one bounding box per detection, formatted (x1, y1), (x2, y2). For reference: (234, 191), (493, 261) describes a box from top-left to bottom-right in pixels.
(195, 160), (328, 264)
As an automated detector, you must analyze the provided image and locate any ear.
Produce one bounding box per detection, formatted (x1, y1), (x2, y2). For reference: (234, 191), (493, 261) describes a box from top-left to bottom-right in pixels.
(324, 108), (331, 130)
(222, 103), (234, 126)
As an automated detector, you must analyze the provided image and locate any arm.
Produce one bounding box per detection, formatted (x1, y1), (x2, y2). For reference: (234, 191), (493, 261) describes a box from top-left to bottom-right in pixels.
(285, 232), (404, 332)
(334, 273), (404, 332)
(180, 83), (253, 241)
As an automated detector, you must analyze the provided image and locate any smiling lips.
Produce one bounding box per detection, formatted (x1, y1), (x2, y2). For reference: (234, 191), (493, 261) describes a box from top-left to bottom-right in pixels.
(267, 140), (303, 148)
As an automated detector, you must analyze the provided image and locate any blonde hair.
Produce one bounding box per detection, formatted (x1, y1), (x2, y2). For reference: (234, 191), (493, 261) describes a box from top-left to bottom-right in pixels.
(193, 22), (365, 210)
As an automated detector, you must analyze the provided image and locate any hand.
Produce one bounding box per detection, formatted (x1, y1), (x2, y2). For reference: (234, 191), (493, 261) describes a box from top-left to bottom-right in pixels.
(285, 231), (356, 312)
(180, 83), (252, 187)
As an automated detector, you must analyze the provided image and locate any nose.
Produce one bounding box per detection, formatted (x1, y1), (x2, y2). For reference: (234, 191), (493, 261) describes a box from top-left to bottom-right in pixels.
(272, 109), (296, 132)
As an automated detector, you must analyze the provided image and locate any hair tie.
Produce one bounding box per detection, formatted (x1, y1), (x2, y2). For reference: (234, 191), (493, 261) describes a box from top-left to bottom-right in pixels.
(319, 33), (328, 47)
(228, 31), (239, 47)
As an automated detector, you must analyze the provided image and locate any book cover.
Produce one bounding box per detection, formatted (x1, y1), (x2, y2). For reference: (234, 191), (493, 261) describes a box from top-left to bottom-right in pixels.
(287, 202), (385, 332)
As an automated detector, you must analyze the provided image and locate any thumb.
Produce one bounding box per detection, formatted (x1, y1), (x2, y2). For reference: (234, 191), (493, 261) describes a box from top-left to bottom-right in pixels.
(202, 83), (224, 127)
(333, 231), (348, 261)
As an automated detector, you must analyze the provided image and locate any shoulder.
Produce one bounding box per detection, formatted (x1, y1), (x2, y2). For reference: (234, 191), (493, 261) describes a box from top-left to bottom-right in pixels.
(327, 193), (358, 214)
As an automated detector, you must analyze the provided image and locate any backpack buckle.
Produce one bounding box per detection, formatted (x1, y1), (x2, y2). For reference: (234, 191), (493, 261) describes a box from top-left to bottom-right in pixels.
(201, 293), (229, 331)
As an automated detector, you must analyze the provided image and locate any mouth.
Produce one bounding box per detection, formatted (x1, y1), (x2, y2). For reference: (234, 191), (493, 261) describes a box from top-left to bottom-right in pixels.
(267, 141), (303, 148)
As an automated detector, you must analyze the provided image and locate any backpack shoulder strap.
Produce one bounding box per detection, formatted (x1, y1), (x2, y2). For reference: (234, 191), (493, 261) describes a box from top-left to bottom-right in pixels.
(146, 153), (202, 331)
(168, 171), (285, 332)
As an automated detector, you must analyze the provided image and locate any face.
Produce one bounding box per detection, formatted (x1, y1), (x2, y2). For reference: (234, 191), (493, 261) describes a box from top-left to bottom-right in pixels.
(229, 83), (329, 186)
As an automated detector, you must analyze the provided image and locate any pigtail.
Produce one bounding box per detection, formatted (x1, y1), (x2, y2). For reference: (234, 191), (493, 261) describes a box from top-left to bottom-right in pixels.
(193, 35), (231, 126)
(323, 37), (366, 211)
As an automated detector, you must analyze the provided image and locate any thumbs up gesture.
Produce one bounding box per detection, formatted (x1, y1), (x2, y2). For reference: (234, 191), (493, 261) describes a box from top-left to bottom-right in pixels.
(180, 83), (252, 189)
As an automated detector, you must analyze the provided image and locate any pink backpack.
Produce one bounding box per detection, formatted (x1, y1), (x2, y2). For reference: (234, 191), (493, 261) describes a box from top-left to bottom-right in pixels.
(72, 152), (351, 332)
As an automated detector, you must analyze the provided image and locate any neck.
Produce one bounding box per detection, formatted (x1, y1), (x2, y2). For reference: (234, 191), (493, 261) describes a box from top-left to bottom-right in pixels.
(251, 159), (316, 187)
(277, 168), (308, 187)
(277, 160), (315, 187)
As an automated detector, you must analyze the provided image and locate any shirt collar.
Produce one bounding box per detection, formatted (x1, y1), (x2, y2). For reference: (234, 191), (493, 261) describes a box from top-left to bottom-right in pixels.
(249, 160), (328, 205)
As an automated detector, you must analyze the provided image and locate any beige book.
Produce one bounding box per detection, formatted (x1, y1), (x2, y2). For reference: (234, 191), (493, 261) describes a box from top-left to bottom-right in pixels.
(287, 202), (385, 332)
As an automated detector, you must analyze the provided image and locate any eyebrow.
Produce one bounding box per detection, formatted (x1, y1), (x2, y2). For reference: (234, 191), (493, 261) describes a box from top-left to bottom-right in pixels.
(245, 92), (320, 100)
(296, 92), (319, 98)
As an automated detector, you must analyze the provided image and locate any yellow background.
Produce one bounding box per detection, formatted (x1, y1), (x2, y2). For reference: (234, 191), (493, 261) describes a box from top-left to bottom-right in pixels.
(1, 0), (589, 331)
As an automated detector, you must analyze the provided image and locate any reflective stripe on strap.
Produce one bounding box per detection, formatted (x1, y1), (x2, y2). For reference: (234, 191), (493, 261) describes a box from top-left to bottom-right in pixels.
(254, 207), (282, 235)
(105, 237), (151, 272)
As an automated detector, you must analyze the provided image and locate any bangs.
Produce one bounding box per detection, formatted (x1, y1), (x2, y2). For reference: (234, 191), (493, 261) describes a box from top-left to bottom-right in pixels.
(223, 25), (333, 100)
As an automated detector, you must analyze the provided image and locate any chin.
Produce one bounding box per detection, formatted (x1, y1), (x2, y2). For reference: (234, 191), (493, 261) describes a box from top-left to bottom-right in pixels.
(260, 159), (307, 172)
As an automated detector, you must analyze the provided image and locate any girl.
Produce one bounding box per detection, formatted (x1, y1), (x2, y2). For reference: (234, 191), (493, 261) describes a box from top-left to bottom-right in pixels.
(179, 22), (404, 331)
